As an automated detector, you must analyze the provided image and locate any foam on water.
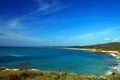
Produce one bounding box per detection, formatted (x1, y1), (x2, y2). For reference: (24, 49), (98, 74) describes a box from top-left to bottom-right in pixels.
(10, 54), (25, 57)
(0, 54), (25, 57)
(0, 47), (117, 76)
(106, 53), (120, 75)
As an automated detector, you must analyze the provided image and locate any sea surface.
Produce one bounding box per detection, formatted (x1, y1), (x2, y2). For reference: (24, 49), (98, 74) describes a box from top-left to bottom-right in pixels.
(0, 47), (117, 76)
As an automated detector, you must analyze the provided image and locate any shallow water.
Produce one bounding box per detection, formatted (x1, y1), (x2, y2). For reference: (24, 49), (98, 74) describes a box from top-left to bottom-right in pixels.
(0, 47), (117, 76)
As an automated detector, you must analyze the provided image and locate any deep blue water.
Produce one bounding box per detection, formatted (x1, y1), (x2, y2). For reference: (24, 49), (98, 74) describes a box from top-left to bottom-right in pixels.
(0, 47), (117, 76)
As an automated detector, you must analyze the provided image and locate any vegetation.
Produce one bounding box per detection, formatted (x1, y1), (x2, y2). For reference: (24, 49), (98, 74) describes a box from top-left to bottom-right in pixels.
(1, 42), (120, 80)
(1, 70), (120, 80)
(0, 62), (98, 80)
(0, 70), (95, 80)
(66, 42), (120, 52)
(1, 42), (120, 52)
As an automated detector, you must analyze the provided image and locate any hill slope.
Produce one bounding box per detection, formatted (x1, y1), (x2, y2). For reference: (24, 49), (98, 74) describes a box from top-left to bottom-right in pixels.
(67, 42), (120, 52)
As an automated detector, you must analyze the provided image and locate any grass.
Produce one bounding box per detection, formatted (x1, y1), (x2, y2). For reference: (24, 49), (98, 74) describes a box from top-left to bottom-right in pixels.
(1, 70), (120, 80)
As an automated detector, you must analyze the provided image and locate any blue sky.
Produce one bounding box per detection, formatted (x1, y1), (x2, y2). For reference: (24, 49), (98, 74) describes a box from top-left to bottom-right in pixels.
(0, 0), (120, 46)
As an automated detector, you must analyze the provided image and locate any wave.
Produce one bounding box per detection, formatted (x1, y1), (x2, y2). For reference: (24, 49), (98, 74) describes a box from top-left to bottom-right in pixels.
(106, 54), (120, 75)
(9, 54), (25, 57)
(0, 54), (42, 63)
(109, 53), (120, 59)
(0, 54), (25, 57)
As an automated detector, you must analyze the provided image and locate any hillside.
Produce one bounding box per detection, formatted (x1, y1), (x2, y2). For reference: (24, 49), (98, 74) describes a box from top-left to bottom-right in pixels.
(66, 42), (120, 52)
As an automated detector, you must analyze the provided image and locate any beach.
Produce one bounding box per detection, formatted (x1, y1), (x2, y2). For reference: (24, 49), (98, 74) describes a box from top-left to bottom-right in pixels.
(66, 48), (120, 75)
(66, 48), (120, 56)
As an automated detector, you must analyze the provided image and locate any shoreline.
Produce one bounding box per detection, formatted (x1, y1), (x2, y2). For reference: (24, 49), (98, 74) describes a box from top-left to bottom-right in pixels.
(1, 48), (120, 76)
(0, 67), (39, 71)
(65, 48), (120, 75)
(65, 48), (120, 56)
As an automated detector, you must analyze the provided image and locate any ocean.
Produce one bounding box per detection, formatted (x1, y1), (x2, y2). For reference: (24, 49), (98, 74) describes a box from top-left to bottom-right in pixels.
(0, 47), (117, 76)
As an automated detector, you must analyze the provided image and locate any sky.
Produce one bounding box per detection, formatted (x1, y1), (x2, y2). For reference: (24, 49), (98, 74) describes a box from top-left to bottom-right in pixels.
(0, 0), (120, 46)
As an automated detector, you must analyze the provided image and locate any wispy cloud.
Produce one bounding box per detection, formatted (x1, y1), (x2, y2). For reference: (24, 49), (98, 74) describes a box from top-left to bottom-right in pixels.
(69, 29), (114, 40)
(3, 0), (67, 23)
(104, 38), (110, 41)
(6, 19), (21, 29)
(112, 37), (120, 42)
(62, 27), (120, 45)
(0, 0), (68, 46)
(22, 0), (66, 17)
(0, 33), (44, 42)
(0, 18), (46, 46)
(0, 27), (45, 45)
(0, 0), (66, 33)
(104, 37), (120, 42)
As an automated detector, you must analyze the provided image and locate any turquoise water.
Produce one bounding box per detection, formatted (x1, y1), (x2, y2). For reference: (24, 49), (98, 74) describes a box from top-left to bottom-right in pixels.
(0, 47), (117, 76)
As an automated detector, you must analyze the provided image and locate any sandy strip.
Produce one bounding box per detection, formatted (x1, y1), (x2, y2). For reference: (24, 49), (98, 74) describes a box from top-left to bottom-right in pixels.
(65, 48), (120, 56)
(65, 48), (120, 75)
